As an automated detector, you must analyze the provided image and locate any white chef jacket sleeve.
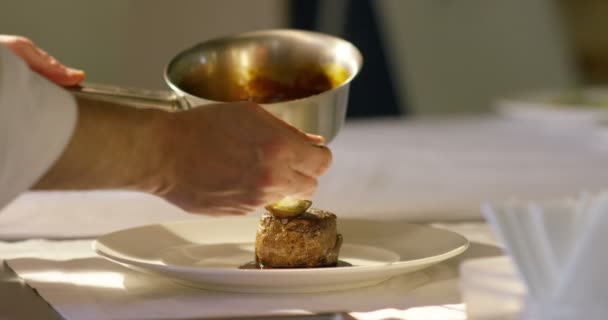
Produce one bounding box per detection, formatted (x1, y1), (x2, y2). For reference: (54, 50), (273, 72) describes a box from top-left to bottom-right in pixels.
(0, 46), (77, 209)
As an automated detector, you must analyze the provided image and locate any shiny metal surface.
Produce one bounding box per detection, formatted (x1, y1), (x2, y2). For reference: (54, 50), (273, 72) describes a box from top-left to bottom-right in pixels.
(70, 29), (362, 142)
(69, 82), (184, 110)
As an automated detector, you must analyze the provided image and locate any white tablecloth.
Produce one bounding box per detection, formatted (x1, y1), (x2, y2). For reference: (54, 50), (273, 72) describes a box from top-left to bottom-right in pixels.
(315, 116), (608, 219)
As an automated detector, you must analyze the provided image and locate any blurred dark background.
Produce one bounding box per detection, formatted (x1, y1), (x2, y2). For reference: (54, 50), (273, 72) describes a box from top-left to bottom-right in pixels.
(290, 0), (403, 118)
(1, 0), (605, 118)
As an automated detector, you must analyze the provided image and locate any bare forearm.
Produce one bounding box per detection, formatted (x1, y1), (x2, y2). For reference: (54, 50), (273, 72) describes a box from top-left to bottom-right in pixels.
(33, 95), (166, 191)
(30, 97), (331, 216)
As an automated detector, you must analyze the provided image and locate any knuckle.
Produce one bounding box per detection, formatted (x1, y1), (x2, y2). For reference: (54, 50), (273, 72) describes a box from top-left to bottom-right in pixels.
(48, 58), (60, 67)
(261, 138), (290, 159)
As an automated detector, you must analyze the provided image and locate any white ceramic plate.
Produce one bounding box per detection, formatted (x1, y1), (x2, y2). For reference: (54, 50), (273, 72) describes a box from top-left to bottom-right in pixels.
(94, 217), (469, 293)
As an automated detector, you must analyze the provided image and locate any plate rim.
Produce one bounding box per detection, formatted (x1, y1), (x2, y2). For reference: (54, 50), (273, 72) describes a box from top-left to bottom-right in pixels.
(93, 218), (470, 275)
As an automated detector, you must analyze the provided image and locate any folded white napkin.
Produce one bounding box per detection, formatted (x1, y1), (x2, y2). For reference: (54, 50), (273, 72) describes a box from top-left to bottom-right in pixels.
(483, 193), (608, 319)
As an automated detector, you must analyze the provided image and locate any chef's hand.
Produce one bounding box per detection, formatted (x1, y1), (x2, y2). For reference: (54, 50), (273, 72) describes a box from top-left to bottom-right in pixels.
(0, 35), (85, 86)
(7, 37), (332, 215)
(151, 102), (332, 215)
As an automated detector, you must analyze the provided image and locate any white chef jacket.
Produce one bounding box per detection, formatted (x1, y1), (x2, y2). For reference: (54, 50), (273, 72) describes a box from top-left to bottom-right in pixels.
(0, 46), (77, 209)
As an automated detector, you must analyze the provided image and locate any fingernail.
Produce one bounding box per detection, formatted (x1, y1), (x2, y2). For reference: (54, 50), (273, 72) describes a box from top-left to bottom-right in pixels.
(308, 134), (325, 143)
(67, 68), (85, 77)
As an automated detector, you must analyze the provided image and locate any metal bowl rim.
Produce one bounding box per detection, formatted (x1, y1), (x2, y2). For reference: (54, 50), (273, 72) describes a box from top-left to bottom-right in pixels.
(163, 29), (363, 105)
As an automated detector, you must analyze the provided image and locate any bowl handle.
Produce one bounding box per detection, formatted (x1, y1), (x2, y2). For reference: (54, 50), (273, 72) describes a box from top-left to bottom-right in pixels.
(66, 82), (188, 111)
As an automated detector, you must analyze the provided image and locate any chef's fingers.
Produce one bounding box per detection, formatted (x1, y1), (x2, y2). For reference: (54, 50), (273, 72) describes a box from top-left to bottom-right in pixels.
(284, 170), (318, 199)
(258, 165), (318, 203)
(208, 208), (249, 216)
(0, 35), (85, 86)
(174, 202), (250, 216)
(305, 133), (326, 146)
(255, 104), (328, 147)
(290, 143), (332, 178)
(250, 107), (332, 178)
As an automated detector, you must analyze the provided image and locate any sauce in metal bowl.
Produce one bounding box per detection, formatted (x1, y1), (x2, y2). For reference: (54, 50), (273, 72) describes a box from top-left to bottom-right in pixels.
(179, 64), (349, 103)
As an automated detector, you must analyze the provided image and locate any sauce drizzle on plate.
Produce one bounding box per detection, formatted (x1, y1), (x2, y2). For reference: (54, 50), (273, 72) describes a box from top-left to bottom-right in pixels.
(239, 260), (353, 270)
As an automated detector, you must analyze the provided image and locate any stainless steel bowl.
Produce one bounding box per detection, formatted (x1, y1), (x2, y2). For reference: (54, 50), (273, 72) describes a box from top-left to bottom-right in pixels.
(70, 29), (363, 143)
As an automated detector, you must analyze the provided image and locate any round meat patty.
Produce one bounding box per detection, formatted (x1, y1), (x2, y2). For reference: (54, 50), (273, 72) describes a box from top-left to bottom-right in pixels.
(255, 208), (342, 268)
